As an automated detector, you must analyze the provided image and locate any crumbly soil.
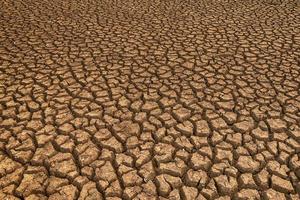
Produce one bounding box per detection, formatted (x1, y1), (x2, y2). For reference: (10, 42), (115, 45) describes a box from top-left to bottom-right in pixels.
(0, 0), (300, 199)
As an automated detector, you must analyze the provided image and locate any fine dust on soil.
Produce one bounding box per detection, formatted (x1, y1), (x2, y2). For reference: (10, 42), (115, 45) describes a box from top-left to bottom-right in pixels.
(0, 0), (300, 199)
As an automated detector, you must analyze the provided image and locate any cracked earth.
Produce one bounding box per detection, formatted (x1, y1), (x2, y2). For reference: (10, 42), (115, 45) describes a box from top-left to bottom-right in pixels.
(0, 0), (300, 199)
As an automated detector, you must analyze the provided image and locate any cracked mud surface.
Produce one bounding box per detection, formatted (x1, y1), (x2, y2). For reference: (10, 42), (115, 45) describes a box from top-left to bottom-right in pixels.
(0, 0), (300, 199)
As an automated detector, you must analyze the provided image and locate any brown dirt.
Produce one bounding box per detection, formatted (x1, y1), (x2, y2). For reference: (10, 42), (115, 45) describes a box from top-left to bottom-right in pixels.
(0, 0), (300, 199)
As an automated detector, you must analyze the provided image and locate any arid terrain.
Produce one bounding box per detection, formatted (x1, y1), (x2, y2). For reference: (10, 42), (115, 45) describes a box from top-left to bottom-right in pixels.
(0, 0), (300, 199)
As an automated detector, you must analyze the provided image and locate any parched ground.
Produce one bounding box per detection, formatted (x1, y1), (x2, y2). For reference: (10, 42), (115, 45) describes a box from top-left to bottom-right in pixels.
(0, 0), (300, 199)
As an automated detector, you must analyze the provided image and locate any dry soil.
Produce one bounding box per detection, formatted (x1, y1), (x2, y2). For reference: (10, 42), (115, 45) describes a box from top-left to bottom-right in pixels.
(0, 0), (300, 199)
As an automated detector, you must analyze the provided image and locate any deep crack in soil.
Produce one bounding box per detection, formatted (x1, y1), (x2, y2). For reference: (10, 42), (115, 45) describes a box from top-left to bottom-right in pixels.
(0, 0), (300, 199)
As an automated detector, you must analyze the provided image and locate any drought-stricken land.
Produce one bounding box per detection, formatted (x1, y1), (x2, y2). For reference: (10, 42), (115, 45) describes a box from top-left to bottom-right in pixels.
(0, 0), (300, 199)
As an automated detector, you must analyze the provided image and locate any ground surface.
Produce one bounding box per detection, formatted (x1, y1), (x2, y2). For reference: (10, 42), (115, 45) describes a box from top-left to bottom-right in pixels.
(0, 0), (300, 199)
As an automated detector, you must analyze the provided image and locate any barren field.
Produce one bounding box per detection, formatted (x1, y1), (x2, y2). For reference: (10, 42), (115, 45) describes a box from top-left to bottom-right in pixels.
(0, 0), (300, 199)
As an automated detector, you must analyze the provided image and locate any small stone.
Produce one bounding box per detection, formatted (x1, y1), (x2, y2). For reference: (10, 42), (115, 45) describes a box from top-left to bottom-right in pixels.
(263, 189), (286, 200)
(79, 182), (103, 200)
(215, 148), (233, 164)
(214, 175), (238, 195)
(155, 175), (171, 196)
(289, 125), (300, 140)
(191, 153), (211, 171)
(142, 101), (158, 112)
(27, 101), (40, 112)
(239, 173), (257, 189)
(236, 156), (260, 173)
(211, 118), (227, 130)
(172, 107), (191, 122)
(254, 169), (269, 189)
(235, 189), (260, 200)
(251, 127), (269, 141)
(181, 186), (198, 200)
(176, 121), (194, 136)
(233, 120), (254, 133)
(185, 169), (208, 188)
(123, 186), (142, 199)
(271, 175), (294, 193)
(267, 118), (287, 132)
(1, 118), (16, 127)
(195, 120), (210, 136)
(122, 170), (143, 187)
